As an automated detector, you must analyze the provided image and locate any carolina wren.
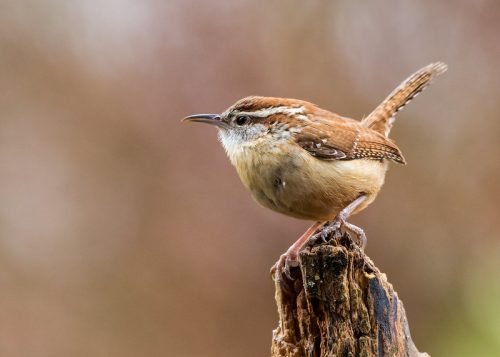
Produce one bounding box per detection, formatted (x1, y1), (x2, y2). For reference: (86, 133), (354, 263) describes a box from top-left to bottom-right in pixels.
(183, 62), (447, 280)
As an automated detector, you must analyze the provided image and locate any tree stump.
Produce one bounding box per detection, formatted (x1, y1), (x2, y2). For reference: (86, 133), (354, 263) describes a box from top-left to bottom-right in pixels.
(271, 230), (428, 357)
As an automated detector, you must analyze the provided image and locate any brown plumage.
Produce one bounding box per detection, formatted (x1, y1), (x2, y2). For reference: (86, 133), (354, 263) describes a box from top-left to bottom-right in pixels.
(362, 62), (448, 136)
(295, 115), (406, 164)
(183, 62), (448, 278)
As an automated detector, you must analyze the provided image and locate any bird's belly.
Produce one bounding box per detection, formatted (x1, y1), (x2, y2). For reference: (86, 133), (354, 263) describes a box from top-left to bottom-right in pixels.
(237, 148), (389, 221)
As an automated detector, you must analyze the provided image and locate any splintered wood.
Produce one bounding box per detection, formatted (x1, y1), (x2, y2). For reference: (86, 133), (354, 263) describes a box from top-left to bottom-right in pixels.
(271, 233), (428, 357)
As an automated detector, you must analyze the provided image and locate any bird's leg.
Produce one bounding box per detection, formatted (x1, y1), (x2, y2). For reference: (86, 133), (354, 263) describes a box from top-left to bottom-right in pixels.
(271, 221), (322, 282)
(271, 195), (368, 287)
(320, 194), (368, 249)
(343, 221), (367, 250)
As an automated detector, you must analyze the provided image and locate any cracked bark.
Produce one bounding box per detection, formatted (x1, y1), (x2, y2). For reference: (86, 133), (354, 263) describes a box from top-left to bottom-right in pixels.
(271, 231), (428, 357)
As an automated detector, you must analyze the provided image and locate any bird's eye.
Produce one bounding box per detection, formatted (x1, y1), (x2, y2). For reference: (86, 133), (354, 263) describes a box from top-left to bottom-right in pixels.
(235, 115), (250, 126)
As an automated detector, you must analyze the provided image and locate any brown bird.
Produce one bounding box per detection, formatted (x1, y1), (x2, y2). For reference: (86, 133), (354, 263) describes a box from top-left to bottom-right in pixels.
(183, 62), (447, 280)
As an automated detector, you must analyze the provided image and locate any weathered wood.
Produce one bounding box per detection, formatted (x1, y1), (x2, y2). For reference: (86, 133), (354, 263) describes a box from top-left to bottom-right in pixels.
(271, 231), (428, 357)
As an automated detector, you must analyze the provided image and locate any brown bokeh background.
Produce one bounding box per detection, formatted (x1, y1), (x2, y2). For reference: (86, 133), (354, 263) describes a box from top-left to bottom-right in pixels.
(1, 1), (500, 356)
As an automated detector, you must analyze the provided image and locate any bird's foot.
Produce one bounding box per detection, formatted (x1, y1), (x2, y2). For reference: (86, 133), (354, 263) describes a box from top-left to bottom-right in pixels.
(305, 222), (337, 247)
(316, 217), (343, 241)
(310, 194), (369, 250)
(270, 222), (323, 291)
(271, 250), (299, 283)
(318, 218), (367, 251)
(270, 252), (299, 294)
(343, 221), (367, 251)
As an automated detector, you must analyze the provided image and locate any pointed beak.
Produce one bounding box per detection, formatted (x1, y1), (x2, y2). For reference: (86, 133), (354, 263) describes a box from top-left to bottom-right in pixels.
(182, 114), (223, 127)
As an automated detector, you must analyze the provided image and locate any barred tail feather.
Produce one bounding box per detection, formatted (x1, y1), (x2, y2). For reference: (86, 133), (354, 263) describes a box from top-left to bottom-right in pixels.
(362, 62), (447, 137)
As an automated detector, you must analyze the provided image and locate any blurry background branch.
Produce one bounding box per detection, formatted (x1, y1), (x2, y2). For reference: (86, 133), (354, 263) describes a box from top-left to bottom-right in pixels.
(272, 232), (427, 357)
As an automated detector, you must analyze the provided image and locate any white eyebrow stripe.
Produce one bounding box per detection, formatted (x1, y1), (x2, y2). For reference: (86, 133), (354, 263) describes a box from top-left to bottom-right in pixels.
(234, 106), (305, 118)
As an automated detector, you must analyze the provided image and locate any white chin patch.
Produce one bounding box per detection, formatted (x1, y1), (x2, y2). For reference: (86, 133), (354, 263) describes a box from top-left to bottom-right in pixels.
(218, 130), (245, 165)
(218, 124), (268, 165)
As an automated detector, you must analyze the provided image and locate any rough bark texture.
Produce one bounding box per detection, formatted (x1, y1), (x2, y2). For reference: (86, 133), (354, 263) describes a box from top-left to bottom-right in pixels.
(271, 231), (428, 357)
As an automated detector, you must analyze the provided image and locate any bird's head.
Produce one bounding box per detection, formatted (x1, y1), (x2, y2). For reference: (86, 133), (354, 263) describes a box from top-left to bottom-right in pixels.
(183, 96), (314, 161)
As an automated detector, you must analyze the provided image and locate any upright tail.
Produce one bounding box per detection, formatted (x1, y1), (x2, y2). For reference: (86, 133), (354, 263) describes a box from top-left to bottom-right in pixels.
(362, 62), (448, 137)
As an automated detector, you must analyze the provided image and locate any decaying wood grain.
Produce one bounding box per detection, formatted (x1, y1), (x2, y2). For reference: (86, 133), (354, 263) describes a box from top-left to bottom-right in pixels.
(271, 231), (428, 357)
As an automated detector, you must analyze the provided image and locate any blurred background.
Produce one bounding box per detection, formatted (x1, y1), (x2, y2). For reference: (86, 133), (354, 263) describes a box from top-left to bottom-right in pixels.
(0, 0), (499, 356)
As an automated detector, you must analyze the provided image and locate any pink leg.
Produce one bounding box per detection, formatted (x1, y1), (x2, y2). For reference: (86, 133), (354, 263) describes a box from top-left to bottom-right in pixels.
(320, 194), (368, 249)
(271, 221), (323, 281)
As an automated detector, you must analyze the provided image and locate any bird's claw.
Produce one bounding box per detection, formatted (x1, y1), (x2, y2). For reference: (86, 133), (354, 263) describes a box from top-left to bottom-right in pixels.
(320, 229), (329, 241)
(271, 252), (299, 283)
(321, 219), (342, 238)
(343, 221), (367, 251)
(319, 219), (366, 250)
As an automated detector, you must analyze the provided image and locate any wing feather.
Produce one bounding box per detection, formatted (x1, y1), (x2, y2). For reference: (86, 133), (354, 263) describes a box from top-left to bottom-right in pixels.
(294, 111), (406, 164)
